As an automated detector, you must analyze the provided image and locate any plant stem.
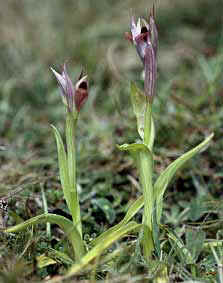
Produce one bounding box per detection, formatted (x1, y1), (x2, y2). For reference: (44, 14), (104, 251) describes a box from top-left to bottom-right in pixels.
(140, 102), (154, 261)
(139, 150), (154, 261)
(65, 111), (82, 239)
(144, 102), (153, 150)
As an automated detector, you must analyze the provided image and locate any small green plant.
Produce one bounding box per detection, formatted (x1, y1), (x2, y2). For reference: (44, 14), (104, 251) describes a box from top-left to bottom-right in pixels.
(4, 5), (214, 281)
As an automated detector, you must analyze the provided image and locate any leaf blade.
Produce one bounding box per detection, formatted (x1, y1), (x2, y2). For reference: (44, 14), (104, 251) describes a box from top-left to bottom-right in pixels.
(51, 125), (71, 212)
(66, 222), (142, 278)
(130, 81), (146, 139)
(91, 195), (144, 247)
(5, 213), (85, 261)
(154, 133), (214, 223)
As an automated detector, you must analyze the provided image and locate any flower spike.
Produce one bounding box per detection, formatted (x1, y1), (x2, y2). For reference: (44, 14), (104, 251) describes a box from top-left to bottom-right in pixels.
(51, 64), (88, 112)
(126, 6), (158, 103)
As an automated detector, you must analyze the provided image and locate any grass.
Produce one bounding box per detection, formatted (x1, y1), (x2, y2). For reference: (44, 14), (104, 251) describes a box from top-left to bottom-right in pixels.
(0, 0), (223, 282)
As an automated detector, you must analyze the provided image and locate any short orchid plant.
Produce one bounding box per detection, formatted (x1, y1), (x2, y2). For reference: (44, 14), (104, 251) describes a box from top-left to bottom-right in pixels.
(5, 6), (213, 280)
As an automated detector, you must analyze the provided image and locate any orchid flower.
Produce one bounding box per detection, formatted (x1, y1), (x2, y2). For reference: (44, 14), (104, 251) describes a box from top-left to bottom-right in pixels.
(51, 64), (88, 112)
(126, 7), (158, 102)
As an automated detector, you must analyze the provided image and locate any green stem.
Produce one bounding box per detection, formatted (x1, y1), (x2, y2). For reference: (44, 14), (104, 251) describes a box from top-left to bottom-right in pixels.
(144, 102), (153, 150)
(139, 150), (154, 261)
(140, 102), (154, 261)
(65, 111), (82, 239)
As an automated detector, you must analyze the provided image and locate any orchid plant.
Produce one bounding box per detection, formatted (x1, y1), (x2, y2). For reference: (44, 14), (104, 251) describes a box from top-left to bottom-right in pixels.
(6, 65), (90, 261)
(5, 5), (213, 281)
(50, 64), (88, 240)
(118, 7), (213, 262)
(5, 64), (141, 272)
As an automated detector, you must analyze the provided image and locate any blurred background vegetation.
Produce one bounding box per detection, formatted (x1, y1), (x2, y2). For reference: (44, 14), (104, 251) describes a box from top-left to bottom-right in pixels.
(0, 0), (223, 281)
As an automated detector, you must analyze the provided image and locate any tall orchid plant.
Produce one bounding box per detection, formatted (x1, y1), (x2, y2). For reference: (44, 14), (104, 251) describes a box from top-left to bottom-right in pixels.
(119, 7), (213, 261)
(5, 6), (213, 280)
(125, 8), (158, 259)
(50, 64), (88, 240)
(6, 65), (90, 261)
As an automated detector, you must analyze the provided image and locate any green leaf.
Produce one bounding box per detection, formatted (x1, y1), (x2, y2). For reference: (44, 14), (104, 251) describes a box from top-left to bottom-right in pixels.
(65, 222), (142, 278)
(65, 113), (82, 238)
(166, 227), (193, 264)
(117, 142), (150, 153)
(130, 82), (155, 148)
(47, 248), (74, 265)
(35, 248), (75, 269)
(167, 227), (206, 265)
(130, 82), (155, 145)
(91, 196), (144, 247)
(51, 125), (71, 212)
(120, 195), (144, 225)
(92, 198), (116, 224)
(130, 81), (146, 139)
(143, 103), (155, 151)
(5, 213), (85, 261)
(154, 133), (214, 223)
(36, 254), (57, 269)
(185, 228), (206, 264)
(8, 211), (24, 225)
(118, 141), (154, 259)
(117, 142), (152, 171)
(153, 263), (169, 283)
(117, 142), (152, 162)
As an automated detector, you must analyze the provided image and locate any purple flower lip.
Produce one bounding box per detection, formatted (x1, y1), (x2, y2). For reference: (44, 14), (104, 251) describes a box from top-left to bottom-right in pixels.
(51, 64), (88, 112)
(74, 73), (88, 112)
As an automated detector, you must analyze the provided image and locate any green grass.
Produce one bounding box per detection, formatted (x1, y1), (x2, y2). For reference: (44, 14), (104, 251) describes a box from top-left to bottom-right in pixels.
(0, 0), (223, 282)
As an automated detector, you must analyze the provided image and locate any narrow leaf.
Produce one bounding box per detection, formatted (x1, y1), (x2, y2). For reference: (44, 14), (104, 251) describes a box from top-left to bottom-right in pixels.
(65, 113), (82, 238)
(130, 82), (155, 146)
(185, 228), (206, 263)
(47, 248), (74, 265)
(166, 227), (193, 264)
(118, 141), (154, 259)
(5, 213), (85, 261)
(36, 254), (57, 269)
(51, 125), (71, 212)
(130, 81), (146, 139)
(91, 196), (144, 247)
(154, 133), (214, 223)
(117, 142), (152, 171)
(117, 142), (152, 155)
(66, 222), (142, 278)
